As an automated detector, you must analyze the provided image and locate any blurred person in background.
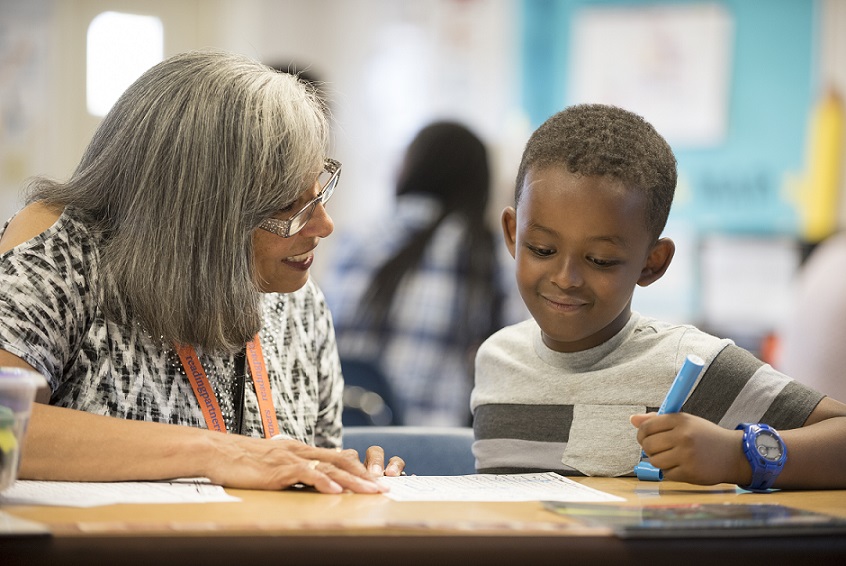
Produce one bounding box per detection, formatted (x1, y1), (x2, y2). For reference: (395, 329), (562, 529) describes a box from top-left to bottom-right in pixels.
(325, 121), (516, 426)
(779, 231), (846, 401)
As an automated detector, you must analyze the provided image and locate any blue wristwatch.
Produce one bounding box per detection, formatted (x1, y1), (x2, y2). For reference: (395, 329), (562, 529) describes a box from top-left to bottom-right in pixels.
(736, 423), (787, 492)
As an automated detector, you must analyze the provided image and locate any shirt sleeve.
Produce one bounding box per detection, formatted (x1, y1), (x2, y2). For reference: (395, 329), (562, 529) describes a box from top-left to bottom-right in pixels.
(0, 219), (95, 391)
(684, 344), (824, 430)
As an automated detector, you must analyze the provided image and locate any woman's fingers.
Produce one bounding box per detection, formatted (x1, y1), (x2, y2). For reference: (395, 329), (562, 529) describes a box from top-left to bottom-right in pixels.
(384, 456), (405, 477)
(301, 457), (387, 494)
(233, 438), (384, 494)
(289, 443), (389, 493)
(254, 439), (407, 492)
(362, 446), (407, 477)
(285, 441), (368, 473)
(363, 445), (386, 476)
(302, 459), (343, 493)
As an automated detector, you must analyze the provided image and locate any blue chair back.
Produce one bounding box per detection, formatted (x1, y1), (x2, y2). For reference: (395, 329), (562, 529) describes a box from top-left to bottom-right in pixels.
(342, 426), (476, 476)
(341, 359), (402, 426)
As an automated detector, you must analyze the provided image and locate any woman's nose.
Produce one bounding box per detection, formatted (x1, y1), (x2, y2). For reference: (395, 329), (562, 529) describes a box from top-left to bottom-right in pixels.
(301, 202), (334, 239)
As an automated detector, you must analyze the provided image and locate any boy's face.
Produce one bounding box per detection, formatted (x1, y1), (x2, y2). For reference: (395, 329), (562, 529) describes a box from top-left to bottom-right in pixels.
(502, 165), (673, 353)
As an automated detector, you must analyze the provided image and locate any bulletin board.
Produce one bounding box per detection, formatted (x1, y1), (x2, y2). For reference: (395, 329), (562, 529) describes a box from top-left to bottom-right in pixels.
(568, 3), (733, 148)
(519, 0), (816, 328)
(520, 0), (815, 236)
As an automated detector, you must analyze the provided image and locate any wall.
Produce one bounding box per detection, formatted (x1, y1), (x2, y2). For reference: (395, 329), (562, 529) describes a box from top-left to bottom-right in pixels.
(0, 0), (522, 279)
(0, 0), (54, 223)
(523, 0), (817, 233)
(1, 0), (844, 345)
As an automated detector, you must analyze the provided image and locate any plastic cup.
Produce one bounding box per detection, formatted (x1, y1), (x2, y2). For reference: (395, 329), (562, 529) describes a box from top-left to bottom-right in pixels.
(0, 368), (46, 492)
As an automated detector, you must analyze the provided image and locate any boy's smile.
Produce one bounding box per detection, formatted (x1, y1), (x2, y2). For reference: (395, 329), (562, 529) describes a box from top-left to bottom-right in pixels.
(502, 165), (674, 353)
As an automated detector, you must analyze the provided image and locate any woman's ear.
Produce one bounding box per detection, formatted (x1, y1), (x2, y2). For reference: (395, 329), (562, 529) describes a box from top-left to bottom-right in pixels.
(501, 206), (518, 259)
(637, 237), (675, 287)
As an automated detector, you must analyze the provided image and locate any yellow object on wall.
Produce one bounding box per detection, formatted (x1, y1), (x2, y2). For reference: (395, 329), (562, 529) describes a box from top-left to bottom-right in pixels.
(799, 88), (844, 243)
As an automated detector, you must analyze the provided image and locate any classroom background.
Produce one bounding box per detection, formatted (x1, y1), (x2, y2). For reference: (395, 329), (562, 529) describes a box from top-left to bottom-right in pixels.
(1, 0), (844, 364)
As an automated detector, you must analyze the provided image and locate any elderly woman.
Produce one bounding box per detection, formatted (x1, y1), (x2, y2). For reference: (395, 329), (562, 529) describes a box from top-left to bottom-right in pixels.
(0, 50), (402, 493)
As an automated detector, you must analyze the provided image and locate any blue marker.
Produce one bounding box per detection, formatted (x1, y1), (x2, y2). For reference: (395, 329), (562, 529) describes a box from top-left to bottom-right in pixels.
(634, 354), (705, 481)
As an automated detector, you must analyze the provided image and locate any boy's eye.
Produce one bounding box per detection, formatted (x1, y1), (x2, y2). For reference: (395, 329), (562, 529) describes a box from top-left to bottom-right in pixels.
(589, 256), (619, 268)
(526, 244), (554, 257)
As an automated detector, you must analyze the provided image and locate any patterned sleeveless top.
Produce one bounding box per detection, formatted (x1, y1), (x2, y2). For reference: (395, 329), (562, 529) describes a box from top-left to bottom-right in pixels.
(0, 207), (343, 446)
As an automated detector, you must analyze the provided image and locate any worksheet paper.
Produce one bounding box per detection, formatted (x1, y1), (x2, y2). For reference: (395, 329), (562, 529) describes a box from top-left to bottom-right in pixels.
(378, 472), (624, 502)
(0, 478), (240, 507)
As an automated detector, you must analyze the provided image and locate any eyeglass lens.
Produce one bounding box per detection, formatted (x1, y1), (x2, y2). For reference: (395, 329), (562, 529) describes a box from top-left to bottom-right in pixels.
(288, 168), (339, 235)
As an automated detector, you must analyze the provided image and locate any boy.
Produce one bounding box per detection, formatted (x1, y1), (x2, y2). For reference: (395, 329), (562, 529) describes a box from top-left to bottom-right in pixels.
(471, 104), (846, 489)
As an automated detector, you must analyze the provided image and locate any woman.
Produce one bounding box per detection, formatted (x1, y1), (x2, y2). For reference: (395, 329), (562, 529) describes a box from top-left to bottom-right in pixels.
(0, 50), (402, 493)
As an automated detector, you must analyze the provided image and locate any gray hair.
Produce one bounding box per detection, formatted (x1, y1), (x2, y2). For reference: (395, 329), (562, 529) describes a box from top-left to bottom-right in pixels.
(26, 50), (330, 352)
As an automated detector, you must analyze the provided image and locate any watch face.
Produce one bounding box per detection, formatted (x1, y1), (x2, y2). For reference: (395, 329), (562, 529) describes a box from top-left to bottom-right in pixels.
(755, 430), (784, 461)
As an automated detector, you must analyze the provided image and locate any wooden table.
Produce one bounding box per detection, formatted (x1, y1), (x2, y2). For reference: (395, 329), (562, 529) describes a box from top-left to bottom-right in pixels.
(3, 478), (846, 565)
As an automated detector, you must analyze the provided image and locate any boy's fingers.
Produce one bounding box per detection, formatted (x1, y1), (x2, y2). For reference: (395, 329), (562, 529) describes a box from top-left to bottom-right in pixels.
(630, 413), (655, 427)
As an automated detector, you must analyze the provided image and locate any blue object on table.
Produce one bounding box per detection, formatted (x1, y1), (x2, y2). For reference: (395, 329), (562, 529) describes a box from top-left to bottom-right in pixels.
(634, 354), (705, 481)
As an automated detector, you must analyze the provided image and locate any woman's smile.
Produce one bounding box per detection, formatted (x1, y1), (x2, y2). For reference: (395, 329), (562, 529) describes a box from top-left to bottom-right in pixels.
(283, 248), (315, 270)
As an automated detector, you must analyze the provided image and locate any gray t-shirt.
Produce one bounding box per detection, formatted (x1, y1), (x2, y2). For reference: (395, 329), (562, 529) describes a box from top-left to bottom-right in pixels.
(472, 312), (823, 476)
(0, 207), (343, 447)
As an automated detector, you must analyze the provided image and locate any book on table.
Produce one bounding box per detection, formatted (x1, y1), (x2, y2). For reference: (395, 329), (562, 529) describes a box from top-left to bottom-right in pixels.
(542, 501), (846, 538)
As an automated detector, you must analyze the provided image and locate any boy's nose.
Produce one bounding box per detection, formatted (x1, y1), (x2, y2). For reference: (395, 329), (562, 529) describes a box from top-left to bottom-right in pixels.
(550, 256), (584, 289)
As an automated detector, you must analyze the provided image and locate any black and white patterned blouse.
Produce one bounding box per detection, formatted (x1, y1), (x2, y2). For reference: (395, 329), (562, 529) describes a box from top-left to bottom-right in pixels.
(0, 207), (343, 447)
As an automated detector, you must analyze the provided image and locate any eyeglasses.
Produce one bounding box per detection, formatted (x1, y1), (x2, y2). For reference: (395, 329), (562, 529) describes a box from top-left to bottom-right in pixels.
(259, 158), (341, 238)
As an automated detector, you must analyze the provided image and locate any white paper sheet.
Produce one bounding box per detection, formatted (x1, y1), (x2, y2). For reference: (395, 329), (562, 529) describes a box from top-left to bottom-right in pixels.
(0, 478), (240, 507)
(378, 472), (624, 502)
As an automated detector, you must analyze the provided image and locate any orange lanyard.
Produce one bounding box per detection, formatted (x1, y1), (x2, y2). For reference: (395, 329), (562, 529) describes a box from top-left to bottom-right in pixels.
(175, 335), (279, 438)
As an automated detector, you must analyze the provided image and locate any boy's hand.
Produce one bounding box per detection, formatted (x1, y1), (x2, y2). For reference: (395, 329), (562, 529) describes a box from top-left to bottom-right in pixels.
(631, 412), (748, 486)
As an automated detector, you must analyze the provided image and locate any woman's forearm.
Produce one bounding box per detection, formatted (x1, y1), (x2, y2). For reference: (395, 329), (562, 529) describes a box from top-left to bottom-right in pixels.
(20, 403), (213, 481)
(19, 403), (390, 493)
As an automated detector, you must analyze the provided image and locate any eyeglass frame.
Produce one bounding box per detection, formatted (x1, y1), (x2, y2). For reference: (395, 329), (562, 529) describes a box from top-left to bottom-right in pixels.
(258, 158), (341, 238)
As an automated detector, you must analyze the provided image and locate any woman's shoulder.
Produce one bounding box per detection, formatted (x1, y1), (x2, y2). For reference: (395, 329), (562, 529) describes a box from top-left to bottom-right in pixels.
(0, 202), (66, 254)
(0, 203), (98, 280)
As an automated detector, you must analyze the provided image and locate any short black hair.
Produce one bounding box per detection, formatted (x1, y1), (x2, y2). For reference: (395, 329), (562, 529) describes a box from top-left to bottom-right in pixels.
(515, 104), (677, 242)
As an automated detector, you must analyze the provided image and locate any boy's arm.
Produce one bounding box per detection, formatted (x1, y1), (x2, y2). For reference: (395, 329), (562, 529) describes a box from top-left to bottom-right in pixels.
(774, 396), (846, 488)
(632, 396), (846, 489)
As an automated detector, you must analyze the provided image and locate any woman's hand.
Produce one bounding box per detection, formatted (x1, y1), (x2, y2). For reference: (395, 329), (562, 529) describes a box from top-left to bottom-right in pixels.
(205, 435), (396, 494)
(361, 445), (406, 477)
(631, 412), (746, 486)
(21, 403), (403, 494)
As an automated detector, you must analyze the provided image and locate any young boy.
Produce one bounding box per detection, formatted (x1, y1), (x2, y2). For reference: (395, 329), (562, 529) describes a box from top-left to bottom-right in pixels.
(471, 104), (846, 489)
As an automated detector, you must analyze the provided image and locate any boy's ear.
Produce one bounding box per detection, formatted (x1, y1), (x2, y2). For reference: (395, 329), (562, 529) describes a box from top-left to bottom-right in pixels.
(637, 237), (675, 287)
(501, 206), (518, 259)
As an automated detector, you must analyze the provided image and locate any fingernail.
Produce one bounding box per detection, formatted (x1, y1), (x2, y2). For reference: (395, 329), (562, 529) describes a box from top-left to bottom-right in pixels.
(370, 464), (383, 475)
(327, 481), (343, 494)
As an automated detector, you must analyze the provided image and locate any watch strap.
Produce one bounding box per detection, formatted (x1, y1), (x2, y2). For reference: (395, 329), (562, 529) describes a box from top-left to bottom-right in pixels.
(736, 423), (787, 492)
